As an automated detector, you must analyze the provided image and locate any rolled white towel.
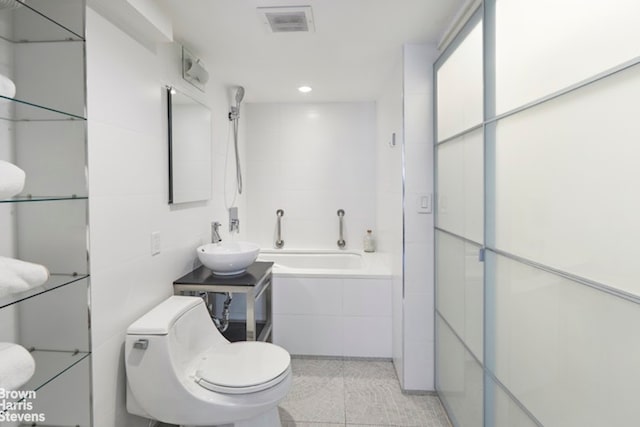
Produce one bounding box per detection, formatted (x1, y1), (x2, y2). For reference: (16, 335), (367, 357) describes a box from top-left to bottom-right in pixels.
(0, 268), (30, 297)
(0, 160), (25, 199)
(0, 73), (16, 98)
(0, 343), (35, 391)
(0, 257), (49, 297)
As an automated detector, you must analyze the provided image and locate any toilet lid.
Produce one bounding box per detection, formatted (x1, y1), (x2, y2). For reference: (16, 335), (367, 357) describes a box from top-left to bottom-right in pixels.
(194, 341), (290, 394)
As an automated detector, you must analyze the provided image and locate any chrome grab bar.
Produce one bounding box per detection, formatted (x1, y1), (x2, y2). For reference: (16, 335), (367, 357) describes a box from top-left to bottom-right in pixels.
(337, 209), (346, 249)
(275, 209), (285, 249)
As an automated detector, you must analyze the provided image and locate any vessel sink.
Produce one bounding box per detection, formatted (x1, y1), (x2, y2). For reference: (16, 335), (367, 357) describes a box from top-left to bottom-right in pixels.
(197, 241), (260, 276)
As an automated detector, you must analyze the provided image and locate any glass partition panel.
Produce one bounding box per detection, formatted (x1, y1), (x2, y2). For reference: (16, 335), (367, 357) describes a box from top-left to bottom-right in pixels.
(495, 0), (640, 114)
(489, 376), (540, 427)
(436, 19), (483, 141)
(495, 63), (640, 296)
(492, 253), (640, 427)
(436, 231), (483, 361)
(436, 315), (483, 427)
(436, 128), (483, 243)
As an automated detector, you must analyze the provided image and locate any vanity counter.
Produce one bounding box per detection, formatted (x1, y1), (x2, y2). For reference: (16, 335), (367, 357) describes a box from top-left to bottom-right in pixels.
(173, 261), (273, 288)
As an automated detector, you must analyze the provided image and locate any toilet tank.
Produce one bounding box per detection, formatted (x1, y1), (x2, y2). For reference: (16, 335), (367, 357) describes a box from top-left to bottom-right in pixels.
(127, 296), (227, 371)
(125, 296), (228, 419)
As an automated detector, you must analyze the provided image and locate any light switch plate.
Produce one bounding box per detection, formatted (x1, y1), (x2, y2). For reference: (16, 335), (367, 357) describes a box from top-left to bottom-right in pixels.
(151, 231), (161, 255)
(418, 193), (432, 214)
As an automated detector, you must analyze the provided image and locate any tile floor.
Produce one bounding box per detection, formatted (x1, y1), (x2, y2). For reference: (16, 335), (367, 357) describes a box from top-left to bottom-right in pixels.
(157, 357), (452, 427)
(280, 357), (452, 427)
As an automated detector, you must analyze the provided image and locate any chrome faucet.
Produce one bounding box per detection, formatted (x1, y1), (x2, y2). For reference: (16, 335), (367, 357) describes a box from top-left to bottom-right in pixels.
(229, 207), (240, 234)
(211, 221), (222, 243)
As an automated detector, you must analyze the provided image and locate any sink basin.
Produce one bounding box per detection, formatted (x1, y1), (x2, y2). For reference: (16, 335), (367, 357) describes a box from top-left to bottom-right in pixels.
(197, 241), (260, 276)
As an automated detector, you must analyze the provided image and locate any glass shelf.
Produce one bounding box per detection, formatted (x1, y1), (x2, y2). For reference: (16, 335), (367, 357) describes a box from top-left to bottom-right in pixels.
(1, 350), (90, 404)
(0, 195), (88, 204)
(0, 273), (89, 310)
(1, 0), (84, 43)
(0, 95), (86, 122)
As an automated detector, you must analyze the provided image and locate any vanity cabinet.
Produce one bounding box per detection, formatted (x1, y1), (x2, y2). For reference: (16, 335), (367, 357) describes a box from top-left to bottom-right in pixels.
(174, 262), (274, 343)
(0, 1), (91, 425)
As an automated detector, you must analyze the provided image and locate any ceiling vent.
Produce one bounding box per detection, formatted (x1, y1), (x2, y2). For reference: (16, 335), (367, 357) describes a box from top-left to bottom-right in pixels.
(257, 6), (315, 33)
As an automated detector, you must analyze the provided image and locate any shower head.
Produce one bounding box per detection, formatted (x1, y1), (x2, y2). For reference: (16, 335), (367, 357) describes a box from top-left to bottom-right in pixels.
(235, 86), (245, 106)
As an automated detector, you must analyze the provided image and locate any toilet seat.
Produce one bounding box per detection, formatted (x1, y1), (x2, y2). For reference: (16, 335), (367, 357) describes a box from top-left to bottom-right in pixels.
(194, 341), (290, 395)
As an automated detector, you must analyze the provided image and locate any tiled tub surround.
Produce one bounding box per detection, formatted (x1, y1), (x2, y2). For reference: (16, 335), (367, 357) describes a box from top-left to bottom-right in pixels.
(264, 250), (393, 358)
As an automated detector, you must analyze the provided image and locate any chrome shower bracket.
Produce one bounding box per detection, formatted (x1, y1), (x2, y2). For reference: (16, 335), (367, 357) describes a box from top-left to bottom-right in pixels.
(337, 209), (346, 249)
(275, 209), (285, 249)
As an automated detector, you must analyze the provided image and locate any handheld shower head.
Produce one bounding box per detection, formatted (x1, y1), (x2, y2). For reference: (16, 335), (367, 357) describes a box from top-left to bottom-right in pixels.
(235, 86), (245, 106)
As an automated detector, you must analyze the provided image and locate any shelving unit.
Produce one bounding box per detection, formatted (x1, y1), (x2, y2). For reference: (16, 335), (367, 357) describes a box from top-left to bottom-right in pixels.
(0, 1), (91, 425)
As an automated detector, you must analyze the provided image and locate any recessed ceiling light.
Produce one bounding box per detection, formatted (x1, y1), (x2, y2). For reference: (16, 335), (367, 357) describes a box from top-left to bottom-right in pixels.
(298, 86), (312, 93)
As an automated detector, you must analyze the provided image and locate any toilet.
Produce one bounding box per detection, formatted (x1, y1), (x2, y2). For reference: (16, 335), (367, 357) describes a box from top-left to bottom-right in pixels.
(124, 295), (292, 427)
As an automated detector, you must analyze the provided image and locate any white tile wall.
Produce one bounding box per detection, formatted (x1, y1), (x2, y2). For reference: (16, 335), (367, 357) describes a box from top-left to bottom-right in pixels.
(343, 315), (393, 357)
(86, 9), (235, 427)
(273, 314), (344, 356)
(343, 278), (393, 317)
(245, 103), (376, 250)
(273, 277), (343, 316)
(374, 61), (405, 381)
(273, 276), (392, 358)
(402, 43), (438, 390)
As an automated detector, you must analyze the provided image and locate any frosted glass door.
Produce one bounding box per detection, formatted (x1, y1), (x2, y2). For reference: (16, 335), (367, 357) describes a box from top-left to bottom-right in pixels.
(494, 63), (640, 295)
(495, 0), (640, 114)
(437, 20), (483, 141)
(435, 13), (485, 427)
(435, 1), (640, 426)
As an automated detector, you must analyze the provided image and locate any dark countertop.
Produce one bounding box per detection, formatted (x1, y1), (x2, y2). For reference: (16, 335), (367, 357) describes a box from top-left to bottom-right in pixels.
(173, 261), (273, 287)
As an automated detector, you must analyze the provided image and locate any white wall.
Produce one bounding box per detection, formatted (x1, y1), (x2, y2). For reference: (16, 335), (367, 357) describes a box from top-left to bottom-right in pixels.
(401, 44), (438, 391)
(86, 8), (237, 426)
(244, 102), (376, 251)
(375, 62), (404, 378)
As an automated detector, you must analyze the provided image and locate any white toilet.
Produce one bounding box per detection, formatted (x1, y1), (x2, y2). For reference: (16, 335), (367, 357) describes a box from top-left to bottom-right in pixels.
(124, 295), (292, 427)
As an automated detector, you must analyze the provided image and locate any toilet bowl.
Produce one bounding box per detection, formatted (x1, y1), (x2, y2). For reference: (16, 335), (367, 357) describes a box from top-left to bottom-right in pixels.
(124, 295), (292, 427)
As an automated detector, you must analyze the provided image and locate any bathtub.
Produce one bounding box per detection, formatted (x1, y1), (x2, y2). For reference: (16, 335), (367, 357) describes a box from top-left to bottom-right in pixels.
(257, 249), (391, 278)
(257, 249), (393, 358)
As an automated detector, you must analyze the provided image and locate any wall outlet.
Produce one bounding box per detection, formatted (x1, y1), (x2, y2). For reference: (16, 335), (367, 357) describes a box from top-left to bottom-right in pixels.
(151, 231), (161, 256)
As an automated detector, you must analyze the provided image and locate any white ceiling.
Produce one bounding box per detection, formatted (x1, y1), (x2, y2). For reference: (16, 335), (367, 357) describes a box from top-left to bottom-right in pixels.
(156, 0), (465, 103)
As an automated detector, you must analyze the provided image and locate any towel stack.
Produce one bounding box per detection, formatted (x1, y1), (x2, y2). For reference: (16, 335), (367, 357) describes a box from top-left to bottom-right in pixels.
(0, 160), (25, 199)
(0, 73), (16, 99)
(0, 257), (49, 298)
(0, 343), (35, 391)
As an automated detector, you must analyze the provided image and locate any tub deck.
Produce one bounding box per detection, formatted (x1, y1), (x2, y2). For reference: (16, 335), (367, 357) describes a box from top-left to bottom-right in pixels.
(257, 249), (391, 278)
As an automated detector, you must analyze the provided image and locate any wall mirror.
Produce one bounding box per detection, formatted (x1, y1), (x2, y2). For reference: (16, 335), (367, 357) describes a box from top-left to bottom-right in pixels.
(167, 86), (212, 204)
